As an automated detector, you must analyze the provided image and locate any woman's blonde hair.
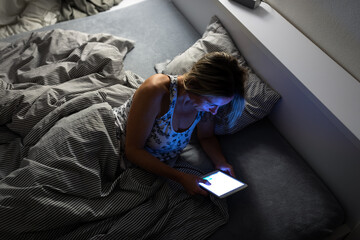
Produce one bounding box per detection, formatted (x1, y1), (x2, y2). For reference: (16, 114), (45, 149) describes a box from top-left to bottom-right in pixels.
(183, 52), (248, 127)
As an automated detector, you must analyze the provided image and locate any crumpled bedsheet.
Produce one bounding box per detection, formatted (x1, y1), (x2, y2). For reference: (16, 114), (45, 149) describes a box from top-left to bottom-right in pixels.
(0, 0), (123, 39)
(0, 29), (228, 239)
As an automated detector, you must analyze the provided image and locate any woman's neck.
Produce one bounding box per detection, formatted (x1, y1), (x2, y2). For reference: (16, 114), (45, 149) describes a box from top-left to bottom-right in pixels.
(177, 75), (195, 111)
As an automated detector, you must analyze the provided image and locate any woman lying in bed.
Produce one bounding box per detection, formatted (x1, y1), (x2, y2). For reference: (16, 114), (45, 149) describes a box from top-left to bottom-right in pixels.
(113, 52), (247, 196)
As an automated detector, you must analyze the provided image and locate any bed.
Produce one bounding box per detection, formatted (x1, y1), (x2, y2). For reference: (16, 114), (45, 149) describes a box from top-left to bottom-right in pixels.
(0, 0), (345, 239)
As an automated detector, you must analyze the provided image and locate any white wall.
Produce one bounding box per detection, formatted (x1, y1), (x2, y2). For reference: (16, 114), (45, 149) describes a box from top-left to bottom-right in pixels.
(266, 0), (360, 82)
(172, 0), (360, 228)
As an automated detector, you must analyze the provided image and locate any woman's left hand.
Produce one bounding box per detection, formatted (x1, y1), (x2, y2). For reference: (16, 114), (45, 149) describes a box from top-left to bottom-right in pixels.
(216, 162), (236, 178)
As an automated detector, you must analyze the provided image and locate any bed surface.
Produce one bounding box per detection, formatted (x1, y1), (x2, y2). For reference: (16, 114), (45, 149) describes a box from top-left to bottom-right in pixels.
(0, 0), (345, 239)
(183, 118), (344, 240)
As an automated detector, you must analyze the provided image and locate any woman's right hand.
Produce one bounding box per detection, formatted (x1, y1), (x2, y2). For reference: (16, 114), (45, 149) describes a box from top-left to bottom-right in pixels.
(179, 173), (210, 196)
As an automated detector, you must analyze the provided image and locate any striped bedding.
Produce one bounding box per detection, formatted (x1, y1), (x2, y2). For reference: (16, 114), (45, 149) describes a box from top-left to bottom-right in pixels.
(0, 29), (228, 239)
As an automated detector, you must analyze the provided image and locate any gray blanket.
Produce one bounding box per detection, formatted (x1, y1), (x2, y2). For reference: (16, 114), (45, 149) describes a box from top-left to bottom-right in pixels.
(0, 0), (123, 39)
(0, 29), (227, 239)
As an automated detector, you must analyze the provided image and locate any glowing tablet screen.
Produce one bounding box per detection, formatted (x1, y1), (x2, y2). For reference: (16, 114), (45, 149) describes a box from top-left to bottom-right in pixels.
(199, 171), (247, 198)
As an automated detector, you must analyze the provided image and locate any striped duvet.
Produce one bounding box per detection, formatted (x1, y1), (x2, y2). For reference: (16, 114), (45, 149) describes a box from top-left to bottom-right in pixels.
(0, 29), (227, 239)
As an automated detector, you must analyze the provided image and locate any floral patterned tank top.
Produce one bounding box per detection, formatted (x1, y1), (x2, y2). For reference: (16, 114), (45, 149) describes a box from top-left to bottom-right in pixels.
(144, 75), (203, 161)
(113, 75), (203, 165)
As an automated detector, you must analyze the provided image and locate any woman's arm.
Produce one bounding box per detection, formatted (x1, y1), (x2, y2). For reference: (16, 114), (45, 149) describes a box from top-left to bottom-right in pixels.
(197, 114), (235, 177)
(125, 74), (208, 195)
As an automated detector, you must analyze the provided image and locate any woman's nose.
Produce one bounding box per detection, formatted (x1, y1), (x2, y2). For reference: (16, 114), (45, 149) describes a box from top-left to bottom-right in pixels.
(209, 106), (219, 115)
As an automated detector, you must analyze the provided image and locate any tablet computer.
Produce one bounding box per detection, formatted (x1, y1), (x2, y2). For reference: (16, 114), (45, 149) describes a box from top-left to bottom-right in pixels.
(199, 170), (247, 198)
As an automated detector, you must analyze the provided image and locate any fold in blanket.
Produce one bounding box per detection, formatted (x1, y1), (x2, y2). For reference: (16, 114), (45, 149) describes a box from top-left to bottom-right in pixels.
(59, 0), (123, 21)
(0, 0), (123, 39)
(0, 29), (228, 239)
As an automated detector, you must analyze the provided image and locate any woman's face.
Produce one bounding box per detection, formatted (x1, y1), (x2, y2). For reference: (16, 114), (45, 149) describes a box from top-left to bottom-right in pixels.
(188, 93), (233, 115)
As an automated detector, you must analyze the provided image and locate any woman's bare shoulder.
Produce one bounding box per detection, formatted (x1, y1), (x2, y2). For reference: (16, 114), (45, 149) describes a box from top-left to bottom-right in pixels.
(133, 74), (170, 102)
(142, 74), (170, 91)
